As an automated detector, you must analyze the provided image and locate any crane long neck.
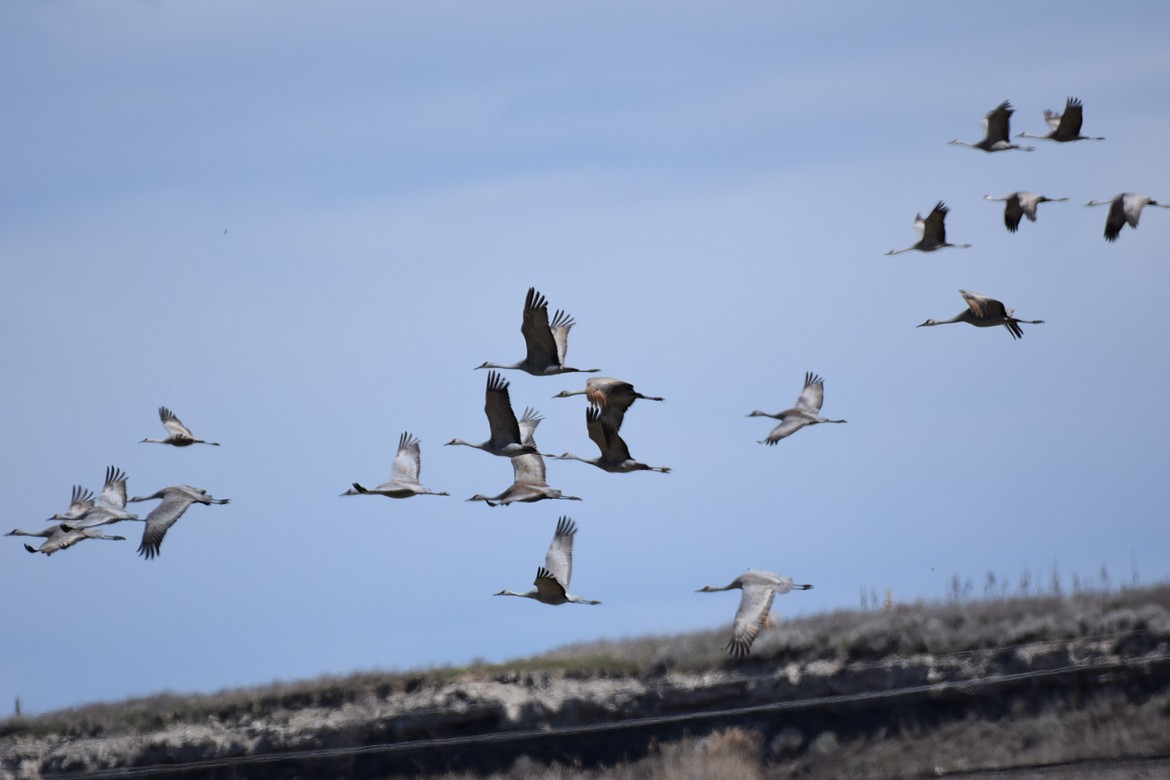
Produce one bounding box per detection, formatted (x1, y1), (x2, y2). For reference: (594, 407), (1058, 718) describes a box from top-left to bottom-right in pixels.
(926, 312), (970, 327)
(496, 589), (536, 599)
(554, 452), (593, 465)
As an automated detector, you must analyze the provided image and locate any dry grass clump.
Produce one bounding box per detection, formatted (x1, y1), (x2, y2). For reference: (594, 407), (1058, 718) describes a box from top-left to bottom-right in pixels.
(420, 684), (1170, 780)
(776, 687), (1170, 779)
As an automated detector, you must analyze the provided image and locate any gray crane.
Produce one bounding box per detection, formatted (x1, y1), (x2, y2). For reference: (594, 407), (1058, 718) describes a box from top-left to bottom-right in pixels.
(128, 484), (230, 559)
(948, 101), (1033, 152)
(1085, 193), (1168, 242)
(446, 371), (539, 458)
(62, 466), (138, 530)
(46, 485), (96, 523)
(984, 192), (1068, 233)
(466, 408), (581, 506)
(11, 525), (126, 556)
(6, 485), (117, 554)
(552, 376), (664, 414)
(476, 287), (599, 376)
(696, 569), (813, 657)
(549, 406), (670, 474)
(748, 372), (846, 445)
(494, 516), (600, 605)
(886, 201), (972, 255)
(140, 406), (220, 446)
(917, 289), (1044, 340)
(342, 432), (449, 498)
(1017, 97), (1104, 143)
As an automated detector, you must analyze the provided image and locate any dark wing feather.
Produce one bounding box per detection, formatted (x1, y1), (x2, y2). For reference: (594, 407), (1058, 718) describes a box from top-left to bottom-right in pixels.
(520, 288), (559, 370)
(984, 101), (1014, 144)
(1003, 194), (1023, 232)
(923, 201), (949, 245)
(484, 371), (523, 447)
(1055, 97), (1084, 138)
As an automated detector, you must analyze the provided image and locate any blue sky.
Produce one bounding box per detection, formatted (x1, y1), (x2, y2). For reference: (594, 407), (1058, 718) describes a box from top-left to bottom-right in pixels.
(2, 2), (1169, 715)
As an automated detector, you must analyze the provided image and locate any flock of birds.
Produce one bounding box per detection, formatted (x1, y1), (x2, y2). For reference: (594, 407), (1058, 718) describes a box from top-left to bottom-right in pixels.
(889, 97), (1164, 342)
(8, 286), (819, 657)
(7, 409), (230, 560)
(346, 286), (831, 657)
(11, 97), (1164, 660)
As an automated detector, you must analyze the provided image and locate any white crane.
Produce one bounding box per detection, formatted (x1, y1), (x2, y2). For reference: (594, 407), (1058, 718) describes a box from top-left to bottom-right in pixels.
(466, 408), (581, 506)
(1018, 97), (1104, 143)
(342, 432), (449, 498)
(552, 377), (664, 413)
(917, 289), (1044, 340)
(748, 372), (846, 445)
(1085, 193), (1168, 242)
(476, 287), (599, 376)
(885, 202), (972, 255)
(63, 466), (139, 529)
(128, 484), (230, 559)
(696, 569), (813, 657)
(140, 406), (220, 446)
(549, 406), (670, 474)
(11, 525), (127, 556)
(984, 192), (1068, 233)
(494, 516), (600, 605)
(446, 371), (539, 458)
(948, 100), (1033, 152)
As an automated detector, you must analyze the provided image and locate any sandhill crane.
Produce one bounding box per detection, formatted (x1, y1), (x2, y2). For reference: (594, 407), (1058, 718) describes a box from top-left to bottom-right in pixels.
(1084, 193), (1168, 242)
(1018, 97), (1104, 143)
(128, 484), (230, 559)
(549, 406), (670, 474)
(447, 371), (539, 458)
(63, 466), (138, 529)
(476, 287), (599, 376)
(552, 377), (664, 415)
(11, 525), (126, 556)
(917, 289), (1044, 340)
(47, 485), (96, 523)
(494, 516), (600, 605)
(885, 202), (972, 255)
(141, 406), (220, 446)
(467, 408), (581, 506)
(948, 101), (1033, 152)
(342, 431), (449, 498)
(7, 485), (107, 552)
(748, 372), (846, 445)
(984, 192), (1068, 233)
(696, 569), (813, 657)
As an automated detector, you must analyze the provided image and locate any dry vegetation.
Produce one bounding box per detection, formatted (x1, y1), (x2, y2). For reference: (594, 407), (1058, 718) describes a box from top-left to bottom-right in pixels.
(3, 582), (1170, 779)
